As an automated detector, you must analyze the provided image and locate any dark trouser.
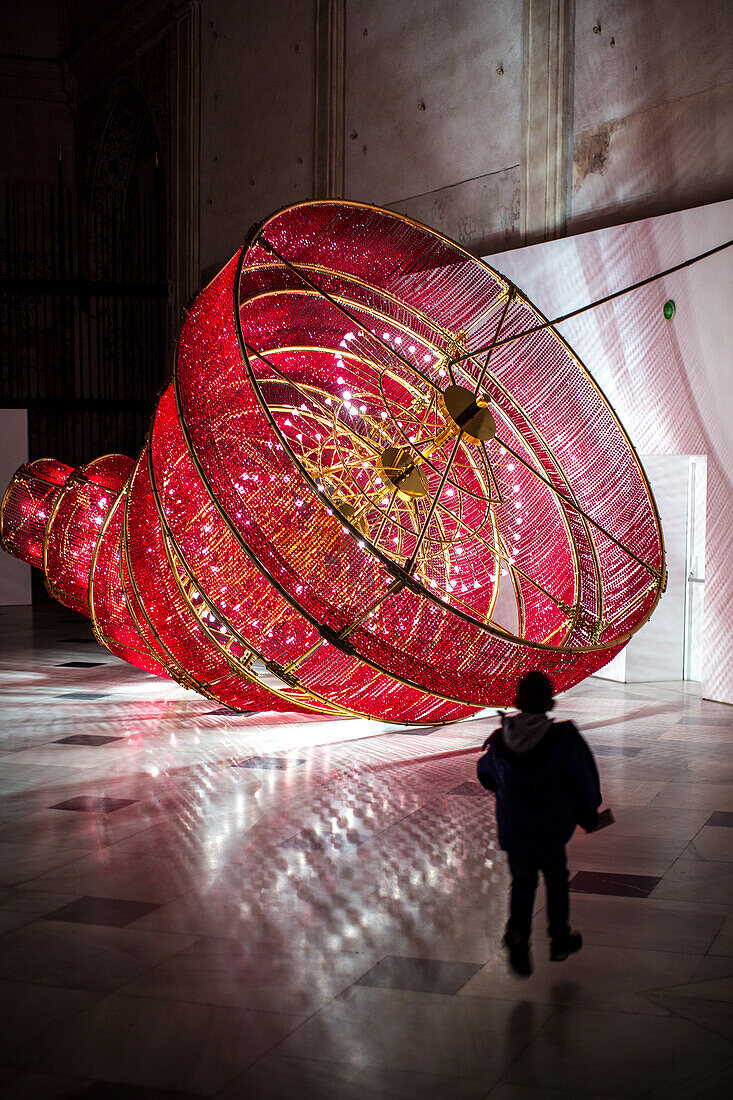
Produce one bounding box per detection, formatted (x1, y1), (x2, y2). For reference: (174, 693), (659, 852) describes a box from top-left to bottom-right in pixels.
(506, 848), (570, 943)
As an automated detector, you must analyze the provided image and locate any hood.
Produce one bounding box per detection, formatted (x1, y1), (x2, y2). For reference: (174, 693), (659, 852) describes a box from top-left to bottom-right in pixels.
(502, 712), (552, 753)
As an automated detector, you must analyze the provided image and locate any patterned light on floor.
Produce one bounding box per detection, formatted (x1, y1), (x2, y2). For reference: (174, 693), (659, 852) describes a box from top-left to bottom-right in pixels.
(0, 201), (665, 723)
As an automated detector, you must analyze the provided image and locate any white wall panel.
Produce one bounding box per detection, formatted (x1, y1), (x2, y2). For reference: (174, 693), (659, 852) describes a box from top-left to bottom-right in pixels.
(485, 198), (733, 703)
(0, 410), (31, 606)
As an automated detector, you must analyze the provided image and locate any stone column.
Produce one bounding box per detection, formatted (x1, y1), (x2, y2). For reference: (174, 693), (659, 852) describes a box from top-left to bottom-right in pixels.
(521, 0), (575, 242)
(313, 0), (345, 198)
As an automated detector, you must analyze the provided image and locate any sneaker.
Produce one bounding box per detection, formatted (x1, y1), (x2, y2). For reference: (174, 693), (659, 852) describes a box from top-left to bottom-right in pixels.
(503, 930), (533, 977)
(550, 931), (583, 961)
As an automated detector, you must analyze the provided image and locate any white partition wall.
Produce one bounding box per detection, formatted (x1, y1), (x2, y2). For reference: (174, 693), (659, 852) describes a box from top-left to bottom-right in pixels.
(485, 199), (733, 704)
(0, 409), (31, 605)
(599, 455), (690, 683)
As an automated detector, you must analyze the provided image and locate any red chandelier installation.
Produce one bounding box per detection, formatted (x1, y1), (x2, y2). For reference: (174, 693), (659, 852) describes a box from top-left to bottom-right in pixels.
(0, 201), (665, 723)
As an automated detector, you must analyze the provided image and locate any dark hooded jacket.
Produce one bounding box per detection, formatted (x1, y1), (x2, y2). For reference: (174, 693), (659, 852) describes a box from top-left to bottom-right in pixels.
(477, 712), (601, 857)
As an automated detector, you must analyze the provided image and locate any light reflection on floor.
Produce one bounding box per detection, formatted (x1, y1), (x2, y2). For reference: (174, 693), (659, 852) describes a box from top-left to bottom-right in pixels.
(0, 602), (732, 1098)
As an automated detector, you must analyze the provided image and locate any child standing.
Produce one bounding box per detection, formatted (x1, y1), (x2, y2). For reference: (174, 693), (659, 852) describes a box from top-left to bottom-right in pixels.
(478, 671), (604, 976)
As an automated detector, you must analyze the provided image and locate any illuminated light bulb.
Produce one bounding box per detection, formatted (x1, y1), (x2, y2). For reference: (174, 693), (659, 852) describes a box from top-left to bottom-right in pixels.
(438, 367), (446, 377)
(382, 332), (390, 339)
(394, 336), (402, 344)
(408, 345), (416, 353)
(507, 463), (515, 471)
(342, 390), (351, 399)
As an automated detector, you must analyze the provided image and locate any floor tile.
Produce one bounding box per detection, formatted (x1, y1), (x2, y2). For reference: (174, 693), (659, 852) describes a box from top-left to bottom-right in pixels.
(72, 1082), (203, 1098)
(678, 715), (733, 726)
(355, 955), (482, 995)
(710, 914), (733, 957)
(3, 603), (733, 1098)
(52, 736), (125, 747)
(567, 830), (689, 876)
(230, 756), (306, 769)
(0, 922), (196, 992)
(121, 936), (376, 1015)
(207, 706), (257, 716)
(683, 825), (733, 861)
(570, 870), (661, 897)
(43, 896), (162, 928)
(651, 859), (733, 904)
(0, 1068), (92, 1098)
(0, 887), (81, 934)
(0, 841), (89, 887)
(504, 1006), (733, 1097)
(589, 744), (643, 757)
(0, 980), (101, 1057)
(49, 797), (138, 814)
(27, 847), (192, 905)
(460, 942), (699, 1014)
(218, 1054), (493, 1099)
(652, 781), (733, 810)
(448, 782), (485, 797)
(56, 662), (104, 669)
(707, 810), (733, 827)
(54, 693), (108, 701)
(272, 985), (553, 1081)
(643, 991), (733, 1042)
(566, 893), (726, 954)
(488, 1087), (625, 1099)
(9, 993), (305, 1094)
(278, 828), (366, 850)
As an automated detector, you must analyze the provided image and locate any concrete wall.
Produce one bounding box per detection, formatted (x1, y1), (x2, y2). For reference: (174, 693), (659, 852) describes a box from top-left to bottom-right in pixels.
(344, 0), (523, 253)
(199, 0), (317, 278)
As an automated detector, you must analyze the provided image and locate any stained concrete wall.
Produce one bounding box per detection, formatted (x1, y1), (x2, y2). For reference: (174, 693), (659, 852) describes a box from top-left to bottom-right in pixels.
(199, 0), (316, 278)
(344, 0), (523, 253)
(570, 0), (733, 232)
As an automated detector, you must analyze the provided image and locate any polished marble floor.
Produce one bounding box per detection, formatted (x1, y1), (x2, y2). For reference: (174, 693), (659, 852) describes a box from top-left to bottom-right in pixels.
(1, 602), (732, 1098)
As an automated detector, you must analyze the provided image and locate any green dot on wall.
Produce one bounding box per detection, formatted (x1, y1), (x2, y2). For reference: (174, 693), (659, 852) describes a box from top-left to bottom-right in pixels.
(663, 300), (676, 320)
